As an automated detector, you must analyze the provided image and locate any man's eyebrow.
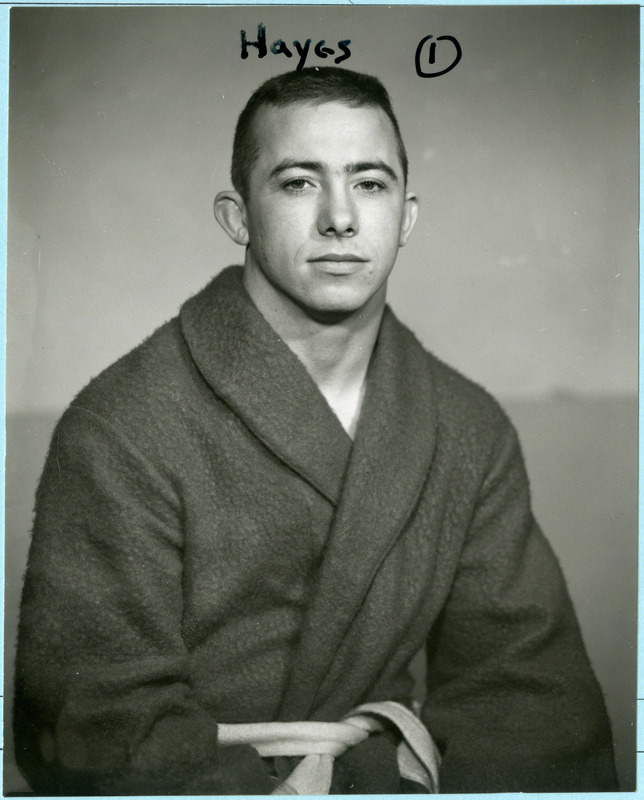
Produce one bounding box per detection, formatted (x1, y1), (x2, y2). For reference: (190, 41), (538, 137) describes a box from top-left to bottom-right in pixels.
(268, 159), (399, 183)
(345, 161), (399, 183)
(269, 160), (325, 179)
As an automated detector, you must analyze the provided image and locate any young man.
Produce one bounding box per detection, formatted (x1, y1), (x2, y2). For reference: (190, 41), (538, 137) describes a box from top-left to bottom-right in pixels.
(15, 67), (617, 794)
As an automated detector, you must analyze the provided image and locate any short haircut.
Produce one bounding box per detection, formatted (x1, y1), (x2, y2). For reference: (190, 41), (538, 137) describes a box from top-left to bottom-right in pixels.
(231, 67), (408, 200)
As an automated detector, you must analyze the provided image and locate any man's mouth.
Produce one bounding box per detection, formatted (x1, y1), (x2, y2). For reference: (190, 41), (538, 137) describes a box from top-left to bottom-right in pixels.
(309, 254), (367, 262)
(308, 254), (367, 275)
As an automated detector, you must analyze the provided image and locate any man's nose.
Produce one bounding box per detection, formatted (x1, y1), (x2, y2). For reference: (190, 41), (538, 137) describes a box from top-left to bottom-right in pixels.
(317, 184), (358, 237)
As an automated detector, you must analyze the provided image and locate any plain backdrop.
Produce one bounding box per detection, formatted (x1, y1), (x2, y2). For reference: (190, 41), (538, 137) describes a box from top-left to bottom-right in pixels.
(6, 5), (638, 792)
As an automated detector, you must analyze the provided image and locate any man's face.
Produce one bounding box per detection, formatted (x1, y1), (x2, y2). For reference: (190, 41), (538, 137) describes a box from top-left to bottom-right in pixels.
(240, 101), (417, 319)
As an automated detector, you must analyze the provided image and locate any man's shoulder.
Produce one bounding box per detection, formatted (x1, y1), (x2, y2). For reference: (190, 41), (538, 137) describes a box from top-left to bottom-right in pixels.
(62, 314), (190, 438)
(430, 350), (509, 430)
(54, 267), (246, 455)
(66, 267), (242, 423)
(386, 307), (513, 441)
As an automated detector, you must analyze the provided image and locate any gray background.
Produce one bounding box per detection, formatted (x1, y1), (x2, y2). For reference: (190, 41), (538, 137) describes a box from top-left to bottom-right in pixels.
(6, 6), (638, 792)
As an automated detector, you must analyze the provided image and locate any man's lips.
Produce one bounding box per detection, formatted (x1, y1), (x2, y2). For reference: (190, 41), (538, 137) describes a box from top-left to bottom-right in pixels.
(308, 254), (367, 263)
(308, 254), (368, 276)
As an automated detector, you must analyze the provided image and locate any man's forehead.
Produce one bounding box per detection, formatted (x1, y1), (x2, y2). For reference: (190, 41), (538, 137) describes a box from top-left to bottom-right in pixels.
(249, 100), (401, 166)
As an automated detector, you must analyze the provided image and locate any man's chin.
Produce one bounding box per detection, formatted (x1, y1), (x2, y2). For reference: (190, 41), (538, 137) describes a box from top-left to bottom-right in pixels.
(303, 306), (362, 325)
(295, 290), (382, 325)
(298, 275), (389, 317)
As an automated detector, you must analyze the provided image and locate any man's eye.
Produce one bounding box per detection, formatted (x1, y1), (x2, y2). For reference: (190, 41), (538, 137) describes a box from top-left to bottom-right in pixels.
(358, 180), (386, 193)
(283, 178), (310, 193)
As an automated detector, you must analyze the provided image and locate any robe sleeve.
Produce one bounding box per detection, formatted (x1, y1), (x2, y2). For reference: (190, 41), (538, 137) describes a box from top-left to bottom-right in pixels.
(420, 417), (618, 792)
(14, 406), (272, 796)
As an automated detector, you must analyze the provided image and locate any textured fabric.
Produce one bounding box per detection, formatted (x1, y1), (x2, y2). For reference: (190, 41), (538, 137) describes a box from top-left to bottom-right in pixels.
(14, 266), (618, 794)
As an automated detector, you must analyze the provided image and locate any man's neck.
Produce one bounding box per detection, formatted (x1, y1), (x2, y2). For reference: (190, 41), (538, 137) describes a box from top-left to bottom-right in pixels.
(243, 264), (385, 439)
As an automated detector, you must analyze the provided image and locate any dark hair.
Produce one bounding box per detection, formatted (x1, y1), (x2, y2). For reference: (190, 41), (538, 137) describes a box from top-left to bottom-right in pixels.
(231, 67), (408, 200)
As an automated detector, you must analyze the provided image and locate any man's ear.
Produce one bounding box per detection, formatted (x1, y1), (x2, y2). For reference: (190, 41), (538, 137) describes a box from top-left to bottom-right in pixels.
(398, 191), (419, 247)
(214, 191), (249, 246)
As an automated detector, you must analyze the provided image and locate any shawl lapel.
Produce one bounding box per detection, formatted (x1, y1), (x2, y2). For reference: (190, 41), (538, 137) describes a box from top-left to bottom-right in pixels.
(278, 307), (438, 721)
(179, 267), (352, 506)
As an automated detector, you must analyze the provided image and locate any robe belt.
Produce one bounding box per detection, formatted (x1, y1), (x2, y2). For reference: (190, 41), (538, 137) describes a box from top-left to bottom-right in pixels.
(217, 700), (441, 795)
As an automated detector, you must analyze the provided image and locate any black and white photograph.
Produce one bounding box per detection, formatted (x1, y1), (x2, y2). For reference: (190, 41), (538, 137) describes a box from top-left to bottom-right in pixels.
(5, 5), (638, 794)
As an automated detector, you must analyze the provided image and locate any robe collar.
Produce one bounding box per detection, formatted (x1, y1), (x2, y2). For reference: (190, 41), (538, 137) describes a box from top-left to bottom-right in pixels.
(181, 266), (438, 719)
(180, 266), (352, 506)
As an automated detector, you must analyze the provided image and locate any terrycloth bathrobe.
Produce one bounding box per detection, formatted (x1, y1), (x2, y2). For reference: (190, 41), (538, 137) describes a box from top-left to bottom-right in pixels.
(15, 266), (617, 794)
